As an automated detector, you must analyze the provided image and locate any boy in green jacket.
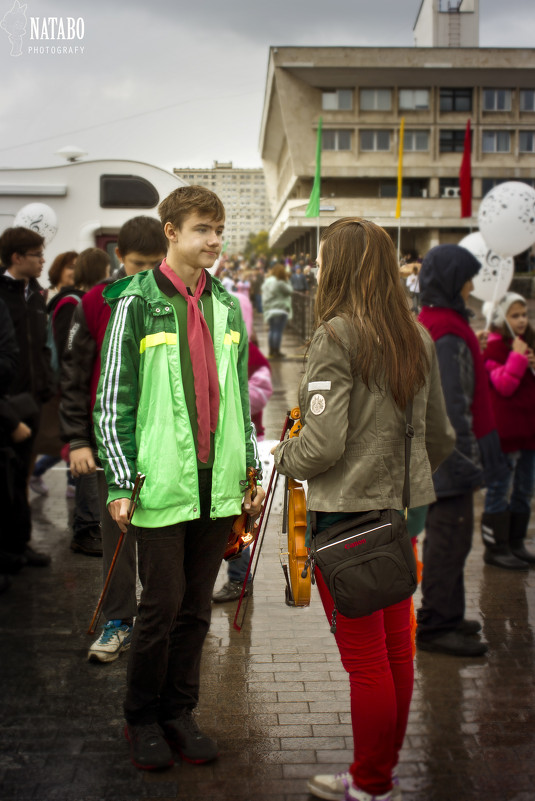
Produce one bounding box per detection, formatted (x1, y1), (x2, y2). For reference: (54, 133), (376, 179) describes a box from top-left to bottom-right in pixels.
(95, 185), (264, 770)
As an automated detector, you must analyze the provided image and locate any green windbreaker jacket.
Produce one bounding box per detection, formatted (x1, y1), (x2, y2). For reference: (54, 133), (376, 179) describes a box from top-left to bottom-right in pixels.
(95, 268), (261, 527)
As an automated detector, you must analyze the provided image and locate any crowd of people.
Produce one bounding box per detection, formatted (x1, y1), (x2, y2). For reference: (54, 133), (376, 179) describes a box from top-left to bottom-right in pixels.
(1, 189), (534, 800)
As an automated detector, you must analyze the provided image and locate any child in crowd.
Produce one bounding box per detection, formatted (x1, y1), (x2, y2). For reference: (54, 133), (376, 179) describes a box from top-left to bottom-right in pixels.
(50, 248), (111, 556)
(416, 244), (507, 657)
(480, 292), (535, 569)
(213, 288), (273, 603)
(59, 217), (167, 660)
(406, 265), (420, 314)
(95, 185), (264, 770)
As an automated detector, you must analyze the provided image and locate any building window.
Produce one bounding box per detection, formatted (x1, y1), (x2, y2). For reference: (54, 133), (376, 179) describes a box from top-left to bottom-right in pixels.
(439, 129), (466, 152)
(482, 130), (511, 153)
(322, 129), (352, 150)
(360, 89), (392, 111)
(360, 130), (390, 151)
(322, 89), (353, 110)
(399, 89), (430, 110)
(380, 179), (429, 198)
(439, 88), (472, 112)
(482, 177), (535, 195)
(520, 90), (535, 111)
(99, 175), (159, 208)
(519, 131), (535, 153)
(483, 89), (512, 111)
(403, 130), (429, 151)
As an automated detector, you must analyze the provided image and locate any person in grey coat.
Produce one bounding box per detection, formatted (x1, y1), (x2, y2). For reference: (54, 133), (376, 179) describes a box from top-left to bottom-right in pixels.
(261, 263), (293, 359)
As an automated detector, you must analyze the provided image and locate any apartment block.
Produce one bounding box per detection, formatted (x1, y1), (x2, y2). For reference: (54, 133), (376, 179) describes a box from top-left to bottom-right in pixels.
(173, 161), (272, 255)
(259, 36), (535, 257)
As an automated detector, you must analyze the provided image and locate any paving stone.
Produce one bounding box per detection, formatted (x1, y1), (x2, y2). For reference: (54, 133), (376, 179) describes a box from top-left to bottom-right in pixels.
(1, 312), (534, 800)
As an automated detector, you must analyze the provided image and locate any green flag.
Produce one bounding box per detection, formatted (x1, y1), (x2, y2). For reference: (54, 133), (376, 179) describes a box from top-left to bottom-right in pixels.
(305, 117), (322, 218)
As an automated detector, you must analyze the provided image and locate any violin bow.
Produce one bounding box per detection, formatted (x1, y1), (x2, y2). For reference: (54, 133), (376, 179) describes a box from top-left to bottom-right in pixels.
(87, 472), (145, 635)
(233, 411), (294, 632)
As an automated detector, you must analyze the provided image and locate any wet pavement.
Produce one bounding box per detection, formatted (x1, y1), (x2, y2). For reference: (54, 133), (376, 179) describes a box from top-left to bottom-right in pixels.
(1, 311), (535, 801)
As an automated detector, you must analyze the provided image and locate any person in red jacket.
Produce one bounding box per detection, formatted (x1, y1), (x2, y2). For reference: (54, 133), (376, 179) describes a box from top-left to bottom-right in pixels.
(59, 217), (167, 663)
(480, 292), (535, 569)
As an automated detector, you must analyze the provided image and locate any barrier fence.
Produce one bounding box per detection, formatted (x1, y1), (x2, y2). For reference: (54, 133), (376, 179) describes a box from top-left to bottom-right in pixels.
(288, 290), (316, 343)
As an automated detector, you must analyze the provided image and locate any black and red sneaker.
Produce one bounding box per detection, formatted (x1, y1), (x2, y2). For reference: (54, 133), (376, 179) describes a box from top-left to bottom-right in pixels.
(124, 722), (174, 770)
(162, 709), (218, 764)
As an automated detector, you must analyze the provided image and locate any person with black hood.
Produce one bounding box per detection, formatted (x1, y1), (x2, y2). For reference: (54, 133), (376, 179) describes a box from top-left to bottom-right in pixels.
(416, 244), (508, 657)
(0, 226), (55, 568)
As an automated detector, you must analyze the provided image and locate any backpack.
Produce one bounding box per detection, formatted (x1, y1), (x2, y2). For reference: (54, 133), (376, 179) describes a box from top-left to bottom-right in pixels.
(46, 293), (81, 380)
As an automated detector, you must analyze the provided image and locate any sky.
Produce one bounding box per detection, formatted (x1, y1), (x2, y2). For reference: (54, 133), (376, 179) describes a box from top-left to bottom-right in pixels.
(1, 0), (534, 174)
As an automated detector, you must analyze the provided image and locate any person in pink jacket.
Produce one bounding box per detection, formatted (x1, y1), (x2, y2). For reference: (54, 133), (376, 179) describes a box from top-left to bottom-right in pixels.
(212, 287), (273, 603)
(481, 292), (535, 569)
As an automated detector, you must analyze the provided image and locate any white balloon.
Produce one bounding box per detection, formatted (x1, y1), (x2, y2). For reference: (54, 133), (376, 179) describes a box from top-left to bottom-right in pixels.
(13, 203), (58, 245)
(459, 231), (514, 303)
(478, 181), (535, 257)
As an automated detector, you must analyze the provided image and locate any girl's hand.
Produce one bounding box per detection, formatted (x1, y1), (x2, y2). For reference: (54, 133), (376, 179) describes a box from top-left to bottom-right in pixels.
(476, 329), (489, 351)
(512, 337), (528, 355)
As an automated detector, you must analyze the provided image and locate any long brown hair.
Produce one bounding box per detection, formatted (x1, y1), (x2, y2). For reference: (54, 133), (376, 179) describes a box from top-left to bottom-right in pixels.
(315, 218), (428, 408)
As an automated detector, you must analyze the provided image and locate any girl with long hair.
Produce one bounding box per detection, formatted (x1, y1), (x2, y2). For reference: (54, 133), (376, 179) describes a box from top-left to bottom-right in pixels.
(273, 218), (454, 801)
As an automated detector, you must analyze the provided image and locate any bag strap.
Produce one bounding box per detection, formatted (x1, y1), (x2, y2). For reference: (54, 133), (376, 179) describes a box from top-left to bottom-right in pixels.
(402, 400), (414, 512)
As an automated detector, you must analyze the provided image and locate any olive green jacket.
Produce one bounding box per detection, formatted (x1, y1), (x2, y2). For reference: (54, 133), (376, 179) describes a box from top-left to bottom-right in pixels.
(273, 316), (455, 512)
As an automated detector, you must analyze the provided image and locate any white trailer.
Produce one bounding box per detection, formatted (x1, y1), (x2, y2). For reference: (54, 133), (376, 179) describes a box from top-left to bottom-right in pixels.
(0, 159), (187, 276)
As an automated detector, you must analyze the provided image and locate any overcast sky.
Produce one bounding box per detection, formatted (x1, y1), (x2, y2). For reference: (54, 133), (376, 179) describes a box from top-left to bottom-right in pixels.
(1, 0), (534, 173)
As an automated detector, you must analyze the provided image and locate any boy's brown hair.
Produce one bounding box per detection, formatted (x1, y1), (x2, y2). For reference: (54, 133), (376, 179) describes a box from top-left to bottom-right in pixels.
(0, 227), (44, 267)
(74, 248), (110, 290)
(117, 216), (167, 257)
(158, 185), (225, 231)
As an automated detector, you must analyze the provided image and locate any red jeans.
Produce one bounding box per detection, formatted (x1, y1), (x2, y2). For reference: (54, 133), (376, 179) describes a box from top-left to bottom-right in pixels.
(316, 570), (414, 796)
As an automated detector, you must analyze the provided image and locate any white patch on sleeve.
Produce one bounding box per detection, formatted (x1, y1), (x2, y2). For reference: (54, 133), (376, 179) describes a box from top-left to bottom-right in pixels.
(308, 381), (331, 392)
(310, 393), (326, 415)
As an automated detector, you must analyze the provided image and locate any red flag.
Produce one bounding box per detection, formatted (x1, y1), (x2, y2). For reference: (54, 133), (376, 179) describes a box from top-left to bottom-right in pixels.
(459, 119), (472, 218)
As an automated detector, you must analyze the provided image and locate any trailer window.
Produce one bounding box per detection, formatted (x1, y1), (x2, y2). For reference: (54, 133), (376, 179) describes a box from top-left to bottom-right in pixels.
(100, 175), (159, 208)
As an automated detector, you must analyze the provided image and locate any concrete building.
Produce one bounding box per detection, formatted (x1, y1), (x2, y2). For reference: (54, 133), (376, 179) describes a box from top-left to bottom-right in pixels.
(259, 0), (535, 257)
(173, 161), (272, 254)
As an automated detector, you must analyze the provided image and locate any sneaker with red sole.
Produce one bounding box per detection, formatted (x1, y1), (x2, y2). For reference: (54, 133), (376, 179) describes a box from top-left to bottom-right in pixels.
(161, 709), (218, 763)
(124, 722), (174, 770)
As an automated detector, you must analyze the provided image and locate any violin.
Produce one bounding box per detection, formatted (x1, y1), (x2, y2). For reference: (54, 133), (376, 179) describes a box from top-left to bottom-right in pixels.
(280, 408), (311, 608)
(233, 408), (311, 631)
(224, 467), (257, 561)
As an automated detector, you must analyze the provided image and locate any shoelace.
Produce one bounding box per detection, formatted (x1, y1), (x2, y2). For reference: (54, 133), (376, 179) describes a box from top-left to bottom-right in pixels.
(135, 723), (165, 744)
(177, 710), (202, 738)
(98, 623), (126, 644)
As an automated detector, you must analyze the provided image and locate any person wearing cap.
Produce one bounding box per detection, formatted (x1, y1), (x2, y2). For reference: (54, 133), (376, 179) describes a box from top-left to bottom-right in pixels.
(480, 291), (535, 569)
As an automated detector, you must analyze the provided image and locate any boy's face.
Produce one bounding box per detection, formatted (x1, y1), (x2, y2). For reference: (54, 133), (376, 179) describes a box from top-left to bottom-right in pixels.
(116, 249), (165, 276)
(10, 246), (45, 282)
(460, 279), (474, 301)
(166, 213), (224, 272)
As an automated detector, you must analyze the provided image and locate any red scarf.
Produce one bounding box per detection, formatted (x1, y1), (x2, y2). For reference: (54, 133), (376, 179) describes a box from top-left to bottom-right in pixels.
(160, 259), (219, 463)
(419, 305), (495, 440)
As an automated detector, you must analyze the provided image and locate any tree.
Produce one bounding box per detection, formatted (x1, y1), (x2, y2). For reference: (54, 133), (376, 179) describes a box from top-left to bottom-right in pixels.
(243, 230), (282, 263)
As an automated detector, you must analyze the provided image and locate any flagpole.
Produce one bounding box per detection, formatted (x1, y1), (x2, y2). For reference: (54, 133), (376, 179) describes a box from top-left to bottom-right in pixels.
(306, 117), (323, 258)
(396, 118), (405, 264)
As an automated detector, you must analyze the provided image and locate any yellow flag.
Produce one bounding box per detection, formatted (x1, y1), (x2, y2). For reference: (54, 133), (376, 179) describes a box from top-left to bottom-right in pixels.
(395, 118), (405, 219)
